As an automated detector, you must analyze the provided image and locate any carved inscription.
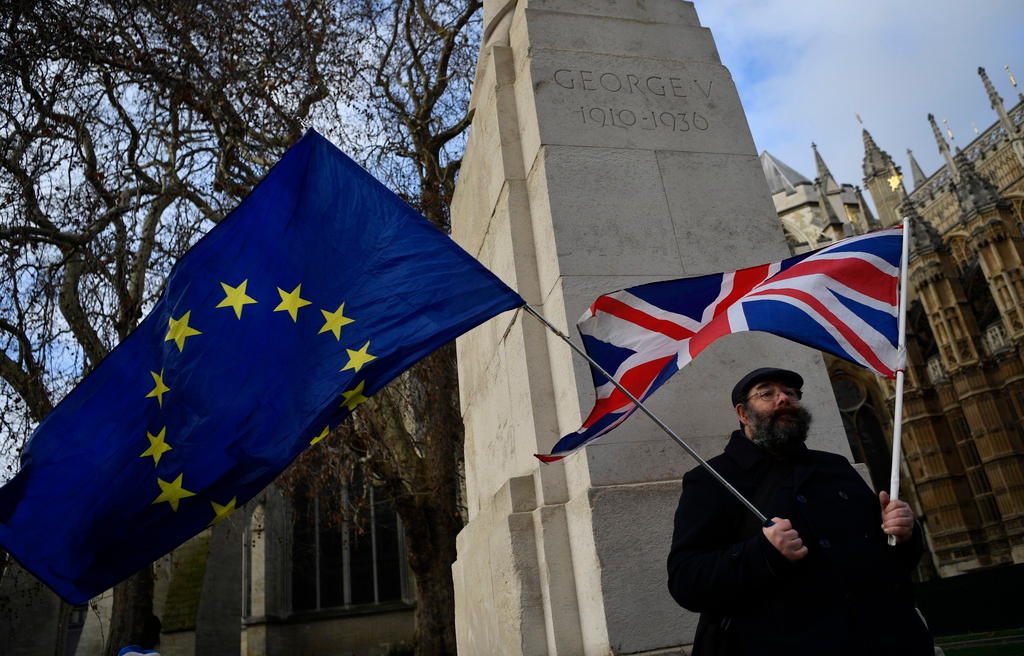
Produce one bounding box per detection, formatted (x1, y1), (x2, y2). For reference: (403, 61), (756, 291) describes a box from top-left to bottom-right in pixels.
(553, 69), (713, 98)
(574, 107), (709, 132)
(552, 68), (715, 134)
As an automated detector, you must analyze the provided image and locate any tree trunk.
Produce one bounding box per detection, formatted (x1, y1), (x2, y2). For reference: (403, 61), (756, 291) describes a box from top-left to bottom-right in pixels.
(401, 498), (461, 656)
(398, 345), (463, 656)
(105, 566), (155, 656)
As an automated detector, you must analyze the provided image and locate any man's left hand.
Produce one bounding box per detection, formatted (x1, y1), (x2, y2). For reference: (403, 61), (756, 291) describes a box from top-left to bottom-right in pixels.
(879, 491), (914, 544)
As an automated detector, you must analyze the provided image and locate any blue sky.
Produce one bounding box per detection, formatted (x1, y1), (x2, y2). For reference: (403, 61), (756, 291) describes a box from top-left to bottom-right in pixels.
(694, 0), (1024, 195)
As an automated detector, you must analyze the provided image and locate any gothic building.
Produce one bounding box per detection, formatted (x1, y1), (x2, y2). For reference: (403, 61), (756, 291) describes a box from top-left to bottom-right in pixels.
(762, 67), (1024, 579)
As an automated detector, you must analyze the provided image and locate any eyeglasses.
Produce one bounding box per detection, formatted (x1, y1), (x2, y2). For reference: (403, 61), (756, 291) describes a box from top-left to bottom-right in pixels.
(746, 386), (802, 403)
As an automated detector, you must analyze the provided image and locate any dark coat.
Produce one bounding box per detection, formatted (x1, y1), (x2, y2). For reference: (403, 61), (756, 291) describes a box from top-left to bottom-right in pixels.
(667, 431), (933, 656)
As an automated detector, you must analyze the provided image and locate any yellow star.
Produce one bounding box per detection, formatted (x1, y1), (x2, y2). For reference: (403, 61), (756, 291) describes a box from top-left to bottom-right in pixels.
(887, 173), (903, 191)
(340, 381), (369, 411)
(341, 341), (377, 373)
(140, 427), (173, 466)
(319, 303), (355, 340)
(165, 311), (202, 352)
(310, 425), (330, 446)
(274, 284), (312, 322)
(215, 280), (258, 319)
(151, 473), (196, 512)
(146, 370), (170, 407)
(209, 497), (237, 526)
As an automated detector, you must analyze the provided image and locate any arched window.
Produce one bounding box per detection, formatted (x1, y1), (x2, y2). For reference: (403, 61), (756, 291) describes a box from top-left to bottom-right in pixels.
(831, 373), (890, 492)
(290, 477), (407, 612)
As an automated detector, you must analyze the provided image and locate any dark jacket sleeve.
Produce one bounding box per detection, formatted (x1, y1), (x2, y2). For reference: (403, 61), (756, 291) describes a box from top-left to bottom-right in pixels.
(666, 467), (798, 615)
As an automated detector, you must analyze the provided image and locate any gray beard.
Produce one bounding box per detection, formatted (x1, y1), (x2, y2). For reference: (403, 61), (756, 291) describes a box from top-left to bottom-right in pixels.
(749, 406), (812, 457)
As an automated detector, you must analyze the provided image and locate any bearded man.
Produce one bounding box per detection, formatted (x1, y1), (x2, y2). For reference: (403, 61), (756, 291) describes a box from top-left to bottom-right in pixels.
(667, 368), (934, 656)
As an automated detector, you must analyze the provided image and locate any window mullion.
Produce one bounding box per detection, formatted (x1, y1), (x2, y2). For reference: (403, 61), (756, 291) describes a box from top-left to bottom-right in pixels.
(314, 494), (321, 610)
(370, 487), (379, 603)
(342, 485), (351, 606)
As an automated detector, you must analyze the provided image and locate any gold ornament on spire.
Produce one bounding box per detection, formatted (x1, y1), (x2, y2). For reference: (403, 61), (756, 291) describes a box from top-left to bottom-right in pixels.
(887, 173), (903, 191)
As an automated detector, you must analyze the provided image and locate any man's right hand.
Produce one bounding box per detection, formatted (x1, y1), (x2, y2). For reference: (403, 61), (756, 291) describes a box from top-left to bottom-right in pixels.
(762, 517), (808, 561)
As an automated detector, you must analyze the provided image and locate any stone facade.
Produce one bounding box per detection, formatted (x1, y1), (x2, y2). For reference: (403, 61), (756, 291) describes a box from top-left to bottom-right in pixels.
(766, 68), (1024, 579)
(59, 486), (415, 656)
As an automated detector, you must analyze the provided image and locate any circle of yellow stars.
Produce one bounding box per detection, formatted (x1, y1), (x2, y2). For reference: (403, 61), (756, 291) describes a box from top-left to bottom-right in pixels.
(142, 277), (377, 524)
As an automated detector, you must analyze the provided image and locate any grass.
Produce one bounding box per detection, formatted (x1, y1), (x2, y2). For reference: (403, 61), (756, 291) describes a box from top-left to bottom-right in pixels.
(936, 629), (1024, 644)
(942, 645), (1024, 656)
(936, 628), (1024, 655)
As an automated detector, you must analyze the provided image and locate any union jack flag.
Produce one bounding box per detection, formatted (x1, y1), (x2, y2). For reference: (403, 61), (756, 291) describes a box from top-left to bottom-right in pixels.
(537, 226), (905, 462)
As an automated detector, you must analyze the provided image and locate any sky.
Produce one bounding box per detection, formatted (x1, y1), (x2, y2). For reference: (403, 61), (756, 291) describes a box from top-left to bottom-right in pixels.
(694, 0), (1024, 196)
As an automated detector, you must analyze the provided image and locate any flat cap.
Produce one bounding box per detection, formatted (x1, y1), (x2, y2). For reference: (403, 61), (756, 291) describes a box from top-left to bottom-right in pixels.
(731, 367), (804, 406)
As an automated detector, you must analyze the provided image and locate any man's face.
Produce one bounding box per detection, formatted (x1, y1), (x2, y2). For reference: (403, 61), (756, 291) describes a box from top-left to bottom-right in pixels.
(737, 380), (812, 456)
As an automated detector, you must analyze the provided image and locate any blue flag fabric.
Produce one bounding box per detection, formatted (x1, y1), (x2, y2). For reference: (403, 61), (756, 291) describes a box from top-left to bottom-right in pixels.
(0, 129), (523, 603)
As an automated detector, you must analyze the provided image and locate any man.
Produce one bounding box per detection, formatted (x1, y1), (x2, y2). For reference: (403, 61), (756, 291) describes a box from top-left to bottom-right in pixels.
(667, 367), (933, 655)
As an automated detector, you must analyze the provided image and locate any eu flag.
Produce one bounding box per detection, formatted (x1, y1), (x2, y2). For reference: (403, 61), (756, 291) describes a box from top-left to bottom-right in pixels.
(0, 129), (524, 603)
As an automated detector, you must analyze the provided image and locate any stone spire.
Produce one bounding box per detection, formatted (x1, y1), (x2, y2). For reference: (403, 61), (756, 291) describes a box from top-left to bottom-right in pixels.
(811, 142), (840, 193)
(862, 129), (894, 180)
(980, 67), (1012, 131)
(979, 66), (1024, 168)
(928, 114), (960, 183)
(815, 177), (845, 239)
(950, 149), (1006, 220)
(907, 149), (927, 190)
(900, 199), (945, 257)
(861, 128), (905, 228)
(856, 186), (882, 231)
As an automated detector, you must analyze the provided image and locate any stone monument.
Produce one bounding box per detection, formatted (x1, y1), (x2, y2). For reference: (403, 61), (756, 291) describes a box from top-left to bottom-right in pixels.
(450, 1), (850, 653)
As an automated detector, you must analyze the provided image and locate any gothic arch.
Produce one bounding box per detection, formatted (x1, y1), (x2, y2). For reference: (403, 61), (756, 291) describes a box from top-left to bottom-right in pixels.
(826, 359), (892, 491)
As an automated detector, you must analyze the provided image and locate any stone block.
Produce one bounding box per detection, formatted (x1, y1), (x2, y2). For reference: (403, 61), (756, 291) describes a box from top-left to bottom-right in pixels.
(453, 46), (525, 261)
(562, 487), (609, 655)
(545, 146), (687, 279)
(657, 151), (789, 276)
(461, 363), (516, 515)
(454, 517), (501, 652)
(586, 481), (697, 653)
(522, 0), (701, 26)
(520, 10), (719, 64)
(452, 86), (501, 255)
(481, 182), (532, 297)
(533, 504), (584, 654)
(520, 52), (753, 163)
(455, 491), (548, 655)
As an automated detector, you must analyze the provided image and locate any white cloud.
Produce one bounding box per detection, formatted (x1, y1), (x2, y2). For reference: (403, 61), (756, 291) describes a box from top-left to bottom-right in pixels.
(694, 0), (1024, 194)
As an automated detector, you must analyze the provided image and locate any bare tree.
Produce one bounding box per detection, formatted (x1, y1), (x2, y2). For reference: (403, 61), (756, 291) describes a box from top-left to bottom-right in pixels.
(1, 0), (347, 651)
(281, 2), (483, 654)
(3, 0), (482, 654)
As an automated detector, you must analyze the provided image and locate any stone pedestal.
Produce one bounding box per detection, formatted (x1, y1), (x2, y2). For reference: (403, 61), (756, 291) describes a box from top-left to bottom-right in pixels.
(451, 1), (850, 654)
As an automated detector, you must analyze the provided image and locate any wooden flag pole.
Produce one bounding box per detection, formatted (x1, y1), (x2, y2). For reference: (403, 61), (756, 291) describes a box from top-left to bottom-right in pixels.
(887, 216), (911, 546)
(522, 303), (771, 526)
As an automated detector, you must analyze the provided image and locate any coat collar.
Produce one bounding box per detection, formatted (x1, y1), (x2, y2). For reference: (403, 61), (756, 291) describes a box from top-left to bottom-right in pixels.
(724, 430), (769, 471)
(724, 430), (817, 486)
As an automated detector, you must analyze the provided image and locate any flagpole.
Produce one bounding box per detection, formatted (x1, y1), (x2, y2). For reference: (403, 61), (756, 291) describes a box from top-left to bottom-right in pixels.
(522, 304), (771, 526)
(887, 216), (911, 546)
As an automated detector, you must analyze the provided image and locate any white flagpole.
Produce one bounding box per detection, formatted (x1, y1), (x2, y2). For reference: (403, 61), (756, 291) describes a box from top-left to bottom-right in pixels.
(887, 216), (911, 546)
(522, 304), (772, 526)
